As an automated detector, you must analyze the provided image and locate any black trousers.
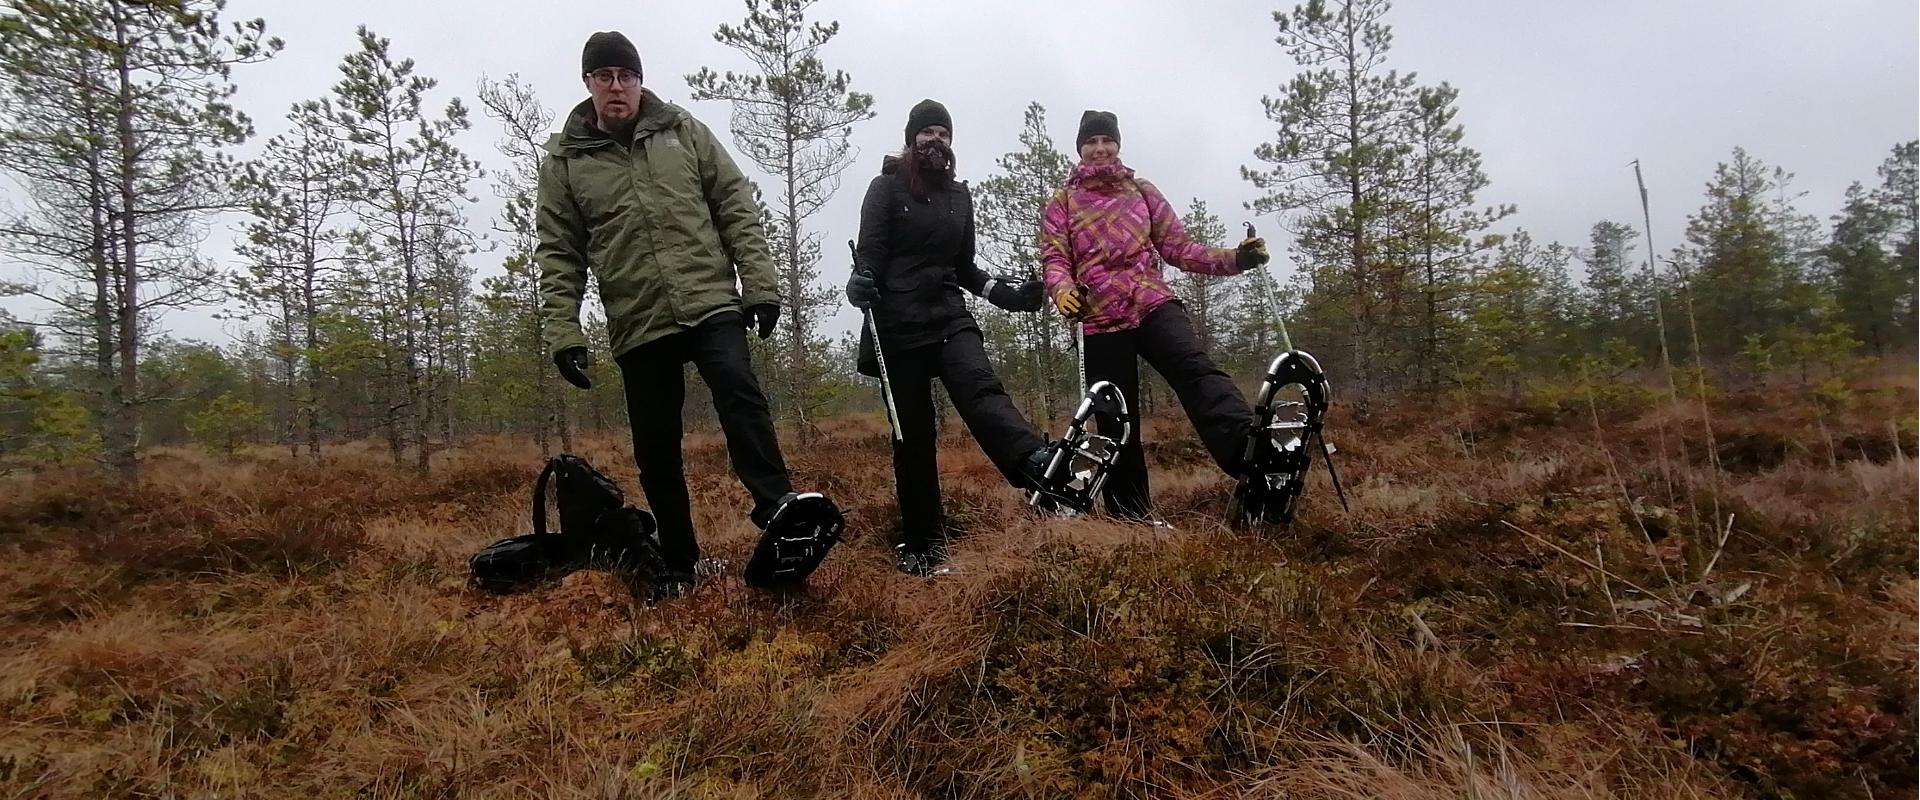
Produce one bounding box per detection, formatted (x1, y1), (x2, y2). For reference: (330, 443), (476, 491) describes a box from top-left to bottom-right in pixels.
(881, 328), (1048, 549)
(616, 311), (793, 574)
(1083, 302), (1253, 518)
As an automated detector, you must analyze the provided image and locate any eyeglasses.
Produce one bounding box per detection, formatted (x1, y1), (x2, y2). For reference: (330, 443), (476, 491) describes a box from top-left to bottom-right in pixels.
(586, 69), (641, 88)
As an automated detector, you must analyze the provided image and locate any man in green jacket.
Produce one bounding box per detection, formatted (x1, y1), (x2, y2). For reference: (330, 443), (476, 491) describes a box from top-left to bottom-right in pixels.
(537, 31), (837, 599)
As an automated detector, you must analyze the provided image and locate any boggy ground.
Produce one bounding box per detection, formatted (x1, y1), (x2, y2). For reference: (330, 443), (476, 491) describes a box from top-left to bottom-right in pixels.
(0, 371), (1913, 799)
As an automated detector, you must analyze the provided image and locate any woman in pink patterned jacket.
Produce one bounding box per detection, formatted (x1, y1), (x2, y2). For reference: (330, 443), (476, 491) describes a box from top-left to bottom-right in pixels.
(1040, 110), (1272, 519)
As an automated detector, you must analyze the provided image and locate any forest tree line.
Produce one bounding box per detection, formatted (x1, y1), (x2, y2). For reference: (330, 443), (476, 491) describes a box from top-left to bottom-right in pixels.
(0, 0), (1912, 476)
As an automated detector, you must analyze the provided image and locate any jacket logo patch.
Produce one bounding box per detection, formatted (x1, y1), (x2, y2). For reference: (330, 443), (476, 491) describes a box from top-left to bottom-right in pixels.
(658, 132), (682, 150)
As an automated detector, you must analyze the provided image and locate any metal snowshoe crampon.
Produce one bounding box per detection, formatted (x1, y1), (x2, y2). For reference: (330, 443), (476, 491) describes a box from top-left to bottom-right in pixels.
(1027, 381), (1132, 517)
(742, 492), (846, 589)
(1233, 350), (1349, 526)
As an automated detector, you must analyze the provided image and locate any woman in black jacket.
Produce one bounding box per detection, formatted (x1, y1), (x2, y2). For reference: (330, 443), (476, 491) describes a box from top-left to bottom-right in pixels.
(846, 99), (1051, 576)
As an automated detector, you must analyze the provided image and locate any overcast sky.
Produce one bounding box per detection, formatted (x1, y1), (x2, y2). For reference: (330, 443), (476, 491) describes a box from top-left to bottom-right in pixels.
(4, 0), (1915, 345)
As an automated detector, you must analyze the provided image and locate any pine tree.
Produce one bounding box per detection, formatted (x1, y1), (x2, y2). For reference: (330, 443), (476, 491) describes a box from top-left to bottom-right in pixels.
(420, 218), (474, 448)
(1461, 230), (1575, 393)
(1170, 199), (1229, 352)
(233, 99), (352, 457)
(0, 320), (97, 465)
(1396, 82), (1510, 389)
(1675, 147), (1820, 361)
(687, 0), (875, 440)
(1244, 0), (1417, 399)
(327, 26), (482, 474)
(1222, 260), (1298, 379)
(1579, 220), (1651, 353)
(0, 0), (280, 476)
(1822, 182), (1904, 356)
(975, 102), (1076, 419)
(476, 74), (571, 454)
(1869, 141), (1917, 344)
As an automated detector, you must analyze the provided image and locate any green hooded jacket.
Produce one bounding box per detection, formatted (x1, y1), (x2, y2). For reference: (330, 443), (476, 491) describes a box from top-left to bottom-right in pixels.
(536, 90), (778, 358)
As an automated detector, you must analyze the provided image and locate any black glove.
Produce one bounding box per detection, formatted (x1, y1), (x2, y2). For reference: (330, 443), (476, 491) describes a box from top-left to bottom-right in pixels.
(846, 271), (878, 309)
(987, 279), (1046, 313)
(1236, 237), (1270, 272)
(747, 303), (780, 339)
(553, 346), (592, 390)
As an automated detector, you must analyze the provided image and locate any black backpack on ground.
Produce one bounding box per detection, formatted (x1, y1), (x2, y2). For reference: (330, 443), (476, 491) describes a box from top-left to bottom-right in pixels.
(468, 454), (664, 594)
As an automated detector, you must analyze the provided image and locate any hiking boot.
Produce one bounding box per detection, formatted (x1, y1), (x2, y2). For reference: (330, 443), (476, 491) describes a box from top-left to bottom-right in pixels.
(894, 541), (949, 577)
(750, 492), (796, 530)
(1020, 446), (1053, 487)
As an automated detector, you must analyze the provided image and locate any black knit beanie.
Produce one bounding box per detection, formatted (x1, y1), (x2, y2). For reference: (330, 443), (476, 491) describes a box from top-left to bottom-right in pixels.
(1076, 110), (1120, 147)
(904, 99), (953, 145)
(581, 31), (643, 81)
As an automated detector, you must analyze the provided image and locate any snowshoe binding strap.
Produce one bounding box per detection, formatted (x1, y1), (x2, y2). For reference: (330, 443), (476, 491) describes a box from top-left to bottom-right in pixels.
(743, 493), (846, 589)
(1234, 350), (1344, 526)
(1028, 380), (1131, 517)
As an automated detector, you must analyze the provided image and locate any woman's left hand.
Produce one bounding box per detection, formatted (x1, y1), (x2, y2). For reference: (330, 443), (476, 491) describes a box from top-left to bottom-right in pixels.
(1236, 237), (1270, 271)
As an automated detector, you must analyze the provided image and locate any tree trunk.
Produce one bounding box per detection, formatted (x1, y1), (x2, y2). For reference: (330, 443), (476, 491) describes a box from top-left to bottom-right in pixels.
(783, 145), (811, 442)
(88, 135), (115, 468)
(1344, 20), (1372, 404)
(110, 10), (141, 479)
(303, 254), (321, 457)
(401, 222), (430, 476)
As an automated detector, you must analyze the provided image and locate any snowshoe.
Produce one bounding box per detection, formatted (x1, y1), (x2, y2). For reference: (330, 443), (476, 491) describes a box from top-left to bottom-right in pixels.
(742, 492), (846, 589)
(1027, 381), (1132, 517)
(1233, 350), (1345, 526)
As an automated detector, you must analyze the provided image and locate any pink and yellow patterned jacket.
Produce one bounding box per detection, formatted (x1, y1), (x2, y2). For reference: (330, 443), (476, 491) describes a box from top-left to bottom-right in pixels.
(1040, 161), (1240, 335)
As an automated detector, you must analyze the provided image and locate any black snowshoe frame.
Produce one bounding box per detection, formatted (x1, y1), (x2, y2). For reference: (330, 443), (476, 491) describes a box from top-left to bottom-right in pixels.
(1027, 380), (1132, 517)
(1234, 350), (1349, 526)
(743, 492), (846, 589)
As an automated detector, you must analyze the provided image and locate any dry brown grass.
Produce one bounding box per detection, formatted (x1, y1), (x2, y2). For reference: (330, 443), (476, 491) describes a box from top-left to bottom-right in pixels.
(0, 371), (1912, 799)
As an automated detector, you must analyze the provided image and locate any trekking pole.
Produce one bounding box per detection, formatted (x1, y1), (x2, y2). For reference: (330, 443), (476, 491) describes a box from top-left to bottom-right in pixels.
(849, 240), (903, 443)
(1074, 319), (1087, 393)
(1244, 221), (1348, 514)
(1245, 221), (1292, 352)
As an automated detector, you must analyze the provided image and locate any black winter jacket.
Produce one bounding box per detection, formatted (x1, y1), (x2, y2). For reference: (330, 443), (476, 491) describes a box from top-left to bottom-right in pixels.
(853, 156), (993, 370)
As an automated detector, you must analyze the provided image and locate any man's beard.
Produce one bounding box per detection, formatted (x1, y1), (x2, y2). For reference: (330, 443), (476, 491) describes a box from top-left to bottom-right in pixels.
(914, 140), (953, 174)
(595, 98), (640, 137)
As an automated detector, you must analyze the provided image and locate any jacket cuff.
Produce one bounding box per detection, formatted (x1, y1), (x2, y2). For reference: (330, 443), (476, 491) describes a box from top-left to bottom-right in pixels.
(547, 328), (588, 358)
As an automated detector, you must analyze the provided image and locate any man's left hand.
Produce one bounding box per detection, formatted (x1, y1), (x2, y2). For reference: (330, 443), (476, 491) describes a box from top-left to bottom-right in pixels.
(747, 303), (780, 339)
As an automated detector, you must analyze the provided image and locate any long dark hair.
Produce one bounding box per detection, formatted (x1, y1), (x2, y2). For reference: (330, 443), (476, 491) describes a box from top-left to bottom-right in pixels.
(899, 141), (956, 203)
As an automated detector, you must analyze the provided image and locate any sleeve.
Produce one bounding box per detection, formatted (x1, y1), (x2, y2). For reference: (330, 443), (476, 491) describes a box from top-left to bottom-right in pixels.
(1039, 191), (1075, 301)
(854, 175), (890, 282)
(1140, 179), (1239, 276)
(535, 155), (591, 356)
(691, 118), (780, 308)
(954, 184), (991, 296)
